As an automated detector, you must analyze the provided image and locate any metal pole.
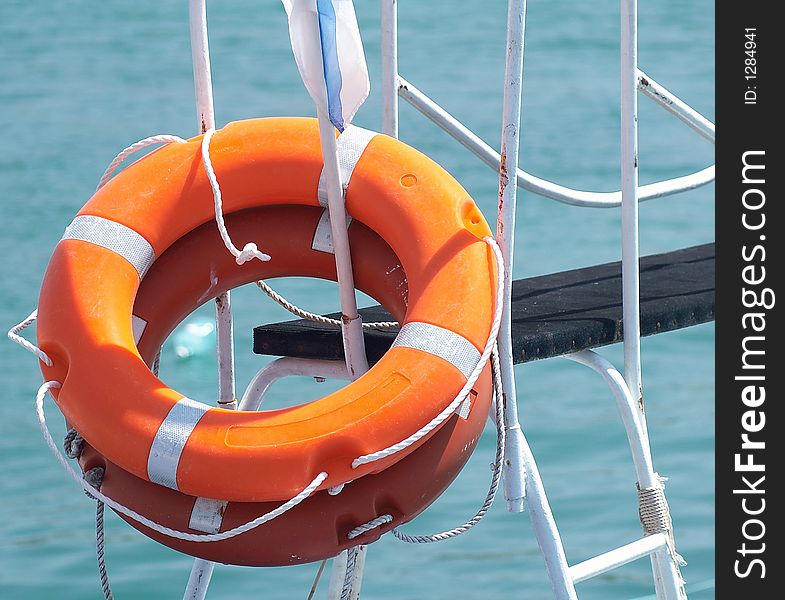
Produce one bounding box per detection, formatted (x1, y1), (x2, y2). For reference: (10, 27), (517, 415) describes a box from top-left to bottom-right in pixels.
(569, 533), (670, 584)
(619, 0), (643, 421)
(620, 3), (684, 598)
(381, 0), (398, 137)
(317, 108), (369, 600)
(637, 70), (715, 143)
(519, 432), (578, 599)
(316, 111), (369, 380)
(329, 3), (402, 594)
(183, 2), (226, 598)
(496, 0), (526, 514)
(396, 78), (715, 208)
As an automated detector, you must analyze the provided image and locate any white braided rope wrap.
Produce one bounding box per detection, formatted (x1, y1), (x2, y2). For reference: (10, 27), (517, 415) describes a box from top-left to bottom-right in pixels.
(351, 236), (504, 469)
(637, 482), (671, 536)
(346, 514), (393, 540)
(201, 128), (271, 265)
(97, 134), (187, 191)
(312, 207), (353, 254)
(7, 309), (53, 366)
(391, 322), (480, 380)
(637, 477), (687, 568)
(147, 397), (211, 490)
(35, 381), (328, 542)
(317, 125), (378, 207)
(62, 215), (156, 280)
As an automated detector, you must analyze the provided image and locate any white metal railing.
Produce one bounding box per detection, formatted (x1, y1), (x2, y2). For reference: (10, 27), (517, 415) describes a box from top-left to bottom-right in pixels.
(179, 1), (714, 599)
(377, 0), (712, 598)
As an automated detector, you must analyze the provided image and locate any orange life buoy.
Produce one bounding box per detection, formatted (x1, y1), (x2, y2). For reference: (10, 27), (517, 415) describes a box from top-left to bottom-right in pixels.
(73, 205), (492, 565)
(37, 117), (497, 503)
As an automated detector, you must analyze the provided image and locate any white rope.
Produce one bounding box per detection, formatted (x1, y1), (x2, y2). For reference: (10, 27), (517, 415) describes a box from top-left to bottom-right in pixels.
(96, 134), (187, 191)
(201, 128), (271, 265)
(255, 280), (399, 329)
(351, 236), (505, 468)
(7, 310), (52, 367)
(340, 546), (360, 600)
(94, 498), (114, 600)
(345, 345), (506, 545)
(392, 343), (506, 543)
(9, 134), (189, 368)
(346, 514), (393, 540)
(35, 381), (327, 543)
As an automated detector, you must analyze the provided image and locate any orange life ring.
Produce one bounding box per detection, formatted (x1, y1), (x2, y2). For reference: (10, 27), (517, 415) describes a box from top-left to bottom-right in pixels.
(37, 117), (497, 503)
(73, 205), (492, 565)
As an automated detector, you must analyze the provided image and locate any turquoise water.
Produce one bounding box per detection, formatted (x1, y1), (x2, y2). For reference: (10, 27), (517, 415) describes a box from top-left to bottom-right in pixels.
(0, 1), (714, 598)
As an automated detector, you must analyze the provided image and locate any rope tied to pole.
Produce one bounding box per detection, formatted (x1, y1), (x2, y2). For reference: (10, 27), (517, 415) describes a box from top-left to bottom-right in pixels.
(256, 280), (399, 329)
(637, 476), (687, 568)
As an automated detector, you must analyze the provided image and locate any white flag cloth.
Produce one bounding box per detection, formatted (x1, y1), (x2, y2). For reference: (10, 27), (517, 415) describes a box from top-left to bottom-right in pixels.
(281, 0), (370, 132)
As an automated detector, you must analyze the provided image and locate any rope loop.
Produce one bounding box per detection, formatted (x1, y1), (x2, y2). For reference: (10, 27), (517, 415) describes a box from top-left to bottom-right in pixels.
(391, 343), (506, 544)
(346, 514), (393, 540)
(7, 310), (53, 367)
(201, 128), (271, 265)
(97, 134), (187, 191)
(64, 428), (85, 459)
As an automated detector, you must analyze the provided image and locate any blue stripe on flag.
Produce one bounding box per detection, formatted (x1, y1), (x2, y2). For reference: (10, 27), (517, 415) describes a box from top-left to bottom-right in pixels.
(316, 0), (345, 131)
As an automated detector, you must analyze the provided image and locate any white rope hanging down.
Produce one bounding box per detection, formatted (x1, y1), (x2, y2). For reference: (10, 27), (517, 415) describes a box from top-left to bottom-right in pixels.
(7, 310), (52, 366)
(35, 381), (327, 543)
(391, 343), (506, 543)
(96, 134), (187, 190)
(201, 128), (271, 265)
(351, 236), (505, 468)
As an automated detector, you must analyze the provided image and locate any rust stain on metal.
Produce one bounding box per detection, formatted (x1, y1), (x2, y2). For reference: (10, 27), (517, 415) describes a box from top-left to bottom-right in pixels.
(499, 150), (509, 188)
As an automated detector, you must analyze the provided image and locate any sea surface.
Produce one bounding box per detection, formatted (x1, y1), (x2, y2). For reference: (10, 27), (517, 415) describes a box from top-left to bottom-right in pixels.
(0, 1), (714, 598)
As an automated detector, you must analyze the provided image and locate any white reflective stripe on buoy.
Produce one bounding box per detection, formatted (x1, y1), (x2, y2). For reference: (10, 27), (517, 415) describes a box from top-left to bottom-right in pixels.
(316, 125), (378, 207)
(189, 497), (229, 533)
(391, 322), (481, 380)
(312, 208), (353, 254)
(61, 215), (156, 279)
(132, 315), (148, 345)
(147, 397), (211, 490)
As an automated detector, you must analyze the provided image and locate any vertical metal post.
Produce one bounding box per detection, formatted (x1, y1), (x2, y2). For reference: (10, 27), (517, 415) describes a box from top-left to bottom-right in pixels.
(381, 0), (398, 137)
(620, 2), (683, 598)
(519, 436), (579, 599)
(318, 103), (369, 600)
(496, 2), (576, 597)
(328, 3), (402, 595)
(497, 0), (526, 515)
(619, 0), (644, 430)
(183, 2), (225, 598)
(316, 111), (369, 380)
